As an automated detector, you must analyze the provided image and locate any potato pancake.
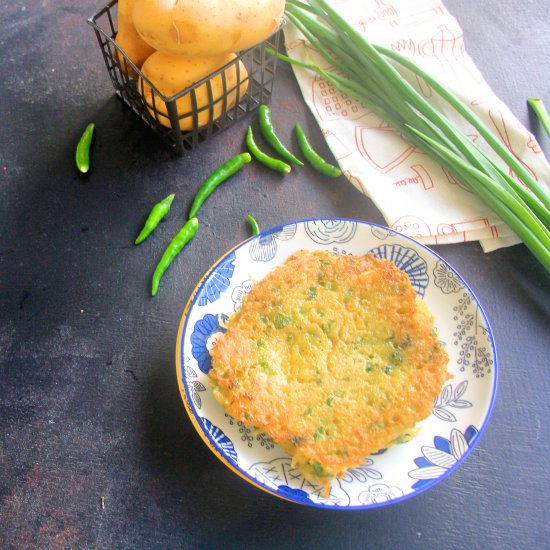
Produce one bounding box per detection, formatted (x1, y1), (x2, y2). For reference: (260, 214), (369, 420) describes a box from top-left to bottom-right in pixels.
(209, 250), (449, 496)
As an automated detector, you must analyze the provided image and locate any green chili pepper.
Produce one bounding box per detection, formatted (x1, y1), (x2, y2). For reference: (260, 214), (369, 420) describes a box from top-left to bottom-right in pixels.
(245, 126), (292, 174)
(151, 217), (199, 297)
(294, 122), (342, 177)
(188, 153), (252, 219)
(247, 214), (260, 236)
(135, 193), (175, 245)
(258, 104), (304, 166)
(75, 122), (95, 173)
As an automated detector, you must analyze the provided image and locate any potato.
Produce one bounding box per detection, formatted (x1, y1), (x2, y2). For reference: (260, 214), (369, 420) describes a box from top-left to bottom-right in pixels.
(139, 52), (249, 131)
(115, 32), (156, 74)
(115, 0), (155, 74)
(132, 0), (285, 57)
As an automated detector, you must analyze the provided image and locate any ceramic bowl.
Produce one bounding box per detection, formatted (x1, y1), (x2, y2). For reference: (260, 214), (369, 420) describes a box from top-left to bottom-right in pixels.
(175, 218), (497, 509)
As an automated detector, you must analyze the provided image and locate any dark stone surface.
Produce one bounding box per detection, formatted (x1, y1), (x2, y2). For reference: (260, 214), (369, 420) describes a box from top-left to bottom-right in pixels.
(1, 0), (549, 548)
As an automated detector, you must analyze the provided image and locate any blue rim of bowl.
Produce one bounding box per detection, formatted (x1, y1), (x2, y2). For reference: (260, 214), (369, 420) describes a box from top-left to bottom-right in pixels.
(175, 217), (499, 509)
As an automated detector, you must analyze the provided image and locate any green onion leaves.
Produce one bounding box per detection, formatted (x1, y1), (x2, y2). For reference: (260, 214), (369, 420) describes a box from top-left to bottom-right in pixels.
(282, 0), (550, 272)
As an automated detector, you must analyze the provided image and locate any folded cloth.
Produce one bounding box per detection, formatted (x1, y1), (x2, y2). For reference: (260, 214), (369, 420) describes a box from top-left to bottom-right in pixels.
(284, 0), (550, 251)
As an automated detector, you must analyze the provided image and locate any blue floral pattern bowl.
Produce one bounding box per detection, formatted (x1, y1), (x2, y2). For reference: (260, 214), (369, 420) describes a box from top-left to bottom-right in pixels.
(175, 218), (498, 509)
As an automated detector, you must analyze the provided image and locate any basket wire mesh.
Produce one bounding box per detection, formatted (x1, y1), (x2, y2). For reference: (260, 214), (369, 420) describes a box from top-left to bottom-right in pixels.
(88, 0), (284, 155)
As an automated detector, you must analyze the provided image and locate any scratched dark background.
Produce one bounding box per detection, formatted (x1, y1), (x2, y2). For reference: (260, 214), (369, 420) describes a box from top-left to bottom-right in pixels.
(1, 0), (549, 548)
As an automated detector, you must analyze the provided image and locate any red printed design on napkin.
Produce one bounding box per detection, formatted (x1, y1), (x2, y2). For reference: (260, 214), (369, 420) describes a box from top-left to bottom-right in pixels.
(355, 125), (416, 173)
(311, 73), (366, 122)
(284, 0), (550, 250)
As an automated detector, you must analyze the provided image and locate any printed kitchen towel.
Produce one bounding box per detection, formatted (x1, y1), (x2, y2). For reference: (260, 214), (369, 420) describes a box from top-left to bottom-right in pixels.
(284, 0), (550, 251)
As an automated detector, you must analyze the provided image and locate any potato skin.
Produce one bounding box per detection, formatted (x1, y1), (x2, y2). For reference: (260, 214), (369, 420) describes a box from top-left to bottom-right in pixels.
(139, 52), (249, 130)
(115, 0), (156, 73)
(132, 0), (285, 57)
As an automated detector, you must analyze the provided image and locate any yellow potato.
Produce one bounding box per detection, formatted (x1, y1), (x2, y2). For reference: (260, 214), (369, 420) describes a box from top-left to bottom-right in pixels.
(139, 52), (249, 131)
(132, 0), (285, 57)
(115, 0), (155, 74)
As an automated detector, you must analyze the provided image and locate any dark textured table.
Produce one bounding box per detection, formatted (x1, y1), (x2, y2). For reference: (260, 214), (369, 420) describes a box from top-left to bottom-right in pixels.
(1, 1), (549, 548)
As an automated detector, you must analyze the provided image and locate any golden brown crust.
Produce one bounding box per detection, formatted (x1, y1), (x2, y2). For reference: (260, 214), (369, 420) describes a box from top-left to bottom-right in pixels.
(209, 250), (449, 496)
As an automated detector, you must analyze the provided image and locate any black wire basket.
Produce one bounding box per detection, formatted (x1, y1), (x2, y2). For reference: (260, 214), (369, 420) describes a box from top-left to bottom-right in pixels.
(88, 0), (284, 156)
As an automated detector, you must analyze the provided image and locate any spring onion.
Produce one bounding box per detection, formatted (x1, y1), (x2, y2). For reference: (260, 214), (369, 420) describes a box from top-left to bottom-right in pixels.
(528, 98), (550, 140)
(277, 0), (550, 271)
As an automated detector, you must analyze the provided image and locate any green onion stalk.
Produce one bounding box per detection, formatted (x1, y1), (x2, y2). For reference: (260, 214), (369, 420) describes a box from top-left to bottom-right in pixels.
(528, 98), (550, 141)
(275, 0), (550, 271)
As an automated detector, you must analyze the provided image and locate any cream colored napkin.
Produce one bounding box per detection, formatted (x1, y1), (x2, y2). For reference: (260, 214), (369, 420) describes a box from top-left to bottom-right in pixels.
(284, 0), (550, 251)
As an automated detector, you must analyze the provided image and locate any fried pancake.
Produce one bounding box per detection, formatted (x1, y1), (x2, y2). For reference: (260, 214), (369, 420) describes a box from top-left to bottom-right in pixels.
(209, 250), (449, 496)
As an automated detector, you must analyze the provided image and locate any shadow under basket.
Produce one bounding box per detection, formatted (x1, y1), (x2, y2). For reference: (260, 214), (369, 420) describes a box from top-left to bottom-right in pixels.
(88, 0), (284, 156)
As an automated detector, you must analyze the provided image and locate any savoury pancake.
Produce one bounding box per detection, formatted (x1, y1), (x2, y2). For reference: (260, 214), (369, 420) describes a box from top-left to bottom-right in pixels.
(209, 250), (449, 496)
